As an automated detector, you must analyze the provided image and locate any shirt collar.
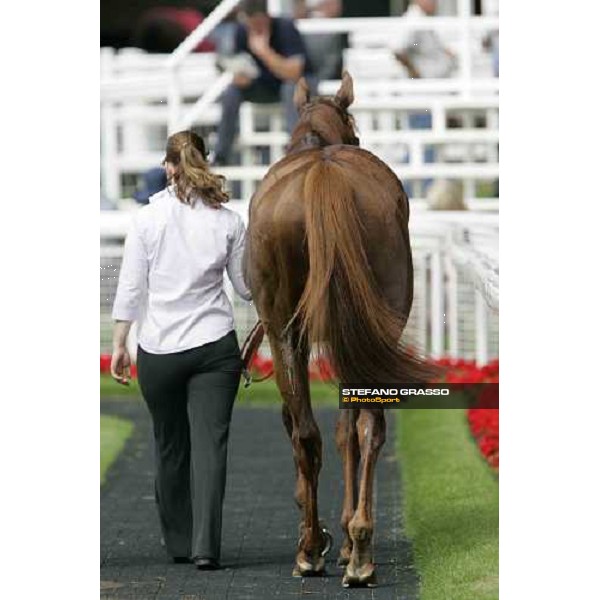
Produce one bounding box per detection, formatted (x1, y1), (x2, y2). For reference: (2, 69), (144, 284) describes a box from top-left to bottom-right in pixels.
(149, 185), (175, 204)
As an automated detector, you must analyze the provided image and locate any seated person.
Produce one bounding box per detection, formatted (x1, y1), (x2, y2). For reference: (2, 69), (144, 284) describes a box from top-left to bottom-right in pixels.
(213, 0), (317, 166)
(133, 167), (167, 205)
(294, 0), (344, 81)
(391, 0), (457, 196)
(392, 0), (457, 80)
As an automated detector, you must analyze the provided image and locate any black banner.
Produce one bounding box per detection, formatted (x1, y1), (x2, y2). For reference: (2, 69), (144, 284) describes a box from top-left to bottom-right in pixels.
(338, 383), (499, 409)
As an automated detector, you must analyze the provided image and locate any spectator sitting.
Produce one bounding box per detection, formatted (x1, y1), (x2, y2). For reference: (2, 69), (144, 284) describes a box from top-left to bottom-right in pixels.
(426, 179), (467, 211)
(131, 7), (215, 53)
(133, 167), (168, 205)
(294, 0), (344, 81)
(392, 0), (457, 80)
(392, 0), (457, 197)
(213, 0), (317, 166)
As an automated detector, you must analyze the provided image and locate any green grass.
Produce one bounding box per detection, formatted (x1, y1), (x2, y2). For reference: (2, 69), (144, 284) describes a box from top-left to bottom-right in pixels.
(397, 409), (499, 600)
(100, 373), (339, 406)
(100, 414), (134, 485)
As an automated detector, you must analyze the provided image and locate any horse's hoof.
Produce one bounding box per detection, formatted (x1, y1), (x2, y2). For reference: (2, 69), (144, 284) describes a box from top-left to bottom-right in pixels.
(292, 555), (326, 578)
(342, 565), (377, 588)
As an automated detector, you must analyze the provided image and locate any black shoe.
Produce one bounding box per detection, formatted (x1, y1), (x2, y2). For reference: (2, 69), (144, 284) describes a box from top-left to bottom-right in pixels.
(172, 556), (192, 564)
(194, 557), (220, 570)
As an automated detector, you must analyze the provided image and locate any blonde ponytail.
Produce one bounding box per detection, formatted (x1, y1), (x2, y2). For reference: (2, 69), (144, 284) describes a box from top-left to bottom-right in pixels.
(165, 131), (230, 208)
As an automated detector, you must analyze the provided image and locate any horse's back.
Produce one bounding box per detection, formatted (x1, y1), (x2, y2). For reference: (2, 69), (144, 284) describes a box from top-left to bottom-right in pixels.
(251, 145), (409, 227)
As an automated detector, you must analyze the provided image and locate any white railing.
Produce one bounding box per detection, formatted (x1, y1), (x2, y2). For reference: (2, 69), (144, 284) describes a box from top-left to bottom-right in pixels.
(100, 208), (498, 365)
(101, 89), (499, 201)
(160, 13), (499, 132)
(100, 6), (499, 207)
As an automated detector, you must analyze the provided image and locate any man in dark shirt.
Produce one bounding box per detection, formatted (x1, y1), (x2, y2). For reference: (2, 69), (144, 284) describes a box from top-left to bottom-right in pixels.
(213, 0), (316, 165)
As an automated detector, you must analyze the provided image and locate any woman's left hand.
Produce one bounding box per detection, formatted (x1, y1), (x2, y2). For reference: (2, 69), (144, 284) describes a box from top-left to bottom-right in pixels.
(111, 346), (132, 385)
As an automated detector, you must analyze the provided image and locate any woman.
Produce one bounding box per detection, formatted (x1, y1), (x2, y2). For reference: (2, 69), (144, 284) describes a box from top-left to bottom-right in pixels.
(110, 130), (252, 570)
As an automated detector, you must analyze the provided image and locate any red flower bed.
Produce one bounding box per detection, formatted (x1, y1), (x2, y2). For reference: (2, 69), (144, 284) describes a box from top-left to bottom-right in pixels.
(434, 358), (499, 471)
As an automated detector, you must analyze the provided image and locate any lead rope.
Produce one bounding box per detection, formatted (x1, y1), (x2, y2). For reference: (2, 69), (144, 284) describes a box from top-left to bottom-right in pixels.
(240, 320), (273, 387)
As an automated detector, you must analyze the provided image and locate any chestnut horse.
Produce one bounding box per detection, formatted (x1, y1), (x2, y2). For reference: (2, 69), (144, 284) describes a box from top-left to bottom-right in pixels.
(243, 72), (434, 587)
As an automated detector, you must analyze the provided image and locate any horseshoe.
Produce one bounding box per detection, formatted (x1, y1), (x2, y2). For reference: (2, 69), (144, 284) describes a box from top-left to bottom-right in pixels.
(296, 525), (333, 557)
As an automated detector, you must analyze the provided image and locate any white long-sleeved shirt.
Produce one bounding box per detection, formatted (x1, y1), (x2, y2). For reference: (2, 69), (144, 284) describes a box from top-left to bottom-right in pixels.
(112, 186), (252, 354)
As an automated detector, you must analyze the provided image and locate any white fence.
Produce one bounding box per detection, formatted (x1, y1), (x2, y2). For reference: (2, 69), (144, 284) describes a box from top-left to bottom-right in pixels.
(100, 207), (498, 366)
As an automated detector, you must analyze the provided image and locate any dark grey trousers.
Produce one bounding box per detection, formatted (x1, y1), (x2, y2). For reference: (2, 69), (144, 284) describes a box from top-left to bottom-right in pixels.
(136, 330), (243, 561)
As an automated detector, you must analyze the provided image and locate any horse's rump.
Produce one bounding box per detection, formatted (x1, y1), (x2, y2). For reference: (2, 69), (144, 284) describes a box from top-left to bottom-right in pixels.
(248, 145), (434, 383)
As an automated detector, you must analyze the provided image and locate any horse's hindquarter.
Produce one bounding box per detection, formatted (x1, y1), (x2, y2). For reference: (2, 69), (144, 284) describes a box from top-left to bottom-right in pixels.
(247, 146), (414, 328)
(247, 152), (318, 327)
(327, 146), (414, 319)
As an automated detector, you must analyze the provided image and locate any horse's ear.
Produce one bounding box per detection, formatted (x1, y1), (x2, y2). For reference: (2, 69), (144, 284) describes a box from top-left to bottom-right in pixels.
(335, 71), (354, 109)
(293, 78), (310, 112)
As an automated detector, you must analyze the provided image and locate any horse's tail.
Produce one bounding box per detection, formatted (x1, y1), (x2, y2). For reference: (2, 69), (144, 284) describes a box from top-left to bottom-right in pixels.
(294, 158), (437, 384)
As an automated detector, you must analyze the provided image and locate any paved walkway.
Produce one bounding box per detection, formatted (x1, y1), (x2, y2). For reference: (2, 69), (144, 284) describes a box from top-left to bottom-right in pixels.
(101, 399), (419, 599)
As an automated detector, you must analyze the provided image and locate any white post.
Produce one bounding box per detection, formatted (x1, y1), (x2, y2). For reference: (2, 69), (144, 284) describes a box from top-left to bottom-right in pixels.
(474, 288), (489, 366)
(431, 101), (445, 133)
(444, 254), (459, 358)
(416, 253), (428, 354)
(100, 48), (120, 201)
(430, 249), (444, 359)
(167, 71), (182, 134)
(463, 110), (477, 198)
(457, 0), (472, 97)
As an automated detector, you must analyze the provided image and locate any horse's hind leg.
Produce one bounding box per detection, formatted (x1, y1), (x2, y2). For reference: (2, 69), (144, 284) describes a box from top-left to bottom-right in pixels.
(282, 402), (308, 511)
(335, 408), (359, 567)
(343, 408), (386, 588)
(269, 331), (327, 576)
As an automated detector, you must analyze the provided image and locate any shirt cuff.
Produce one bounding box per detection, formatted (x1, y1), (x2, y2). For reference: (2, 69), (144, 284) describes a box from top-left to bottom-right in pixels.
(111, 305), (139, 322)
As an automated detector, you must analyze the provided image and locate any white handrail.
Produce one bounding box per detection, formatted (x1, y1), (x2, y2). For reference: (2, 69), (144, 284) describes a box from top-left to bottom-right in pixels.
(166, 2), (243, 131)
(296, 15), (499, 34)
(166, 0), (242, 69)
(180, 71), (234, 130)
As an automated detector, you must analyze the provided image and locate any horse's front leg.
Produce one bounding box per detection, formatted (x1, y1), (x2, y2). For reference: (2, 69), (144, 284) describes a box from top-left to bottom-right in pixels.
(269, 330), (327, 576)
(343, 408), (386, 588)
